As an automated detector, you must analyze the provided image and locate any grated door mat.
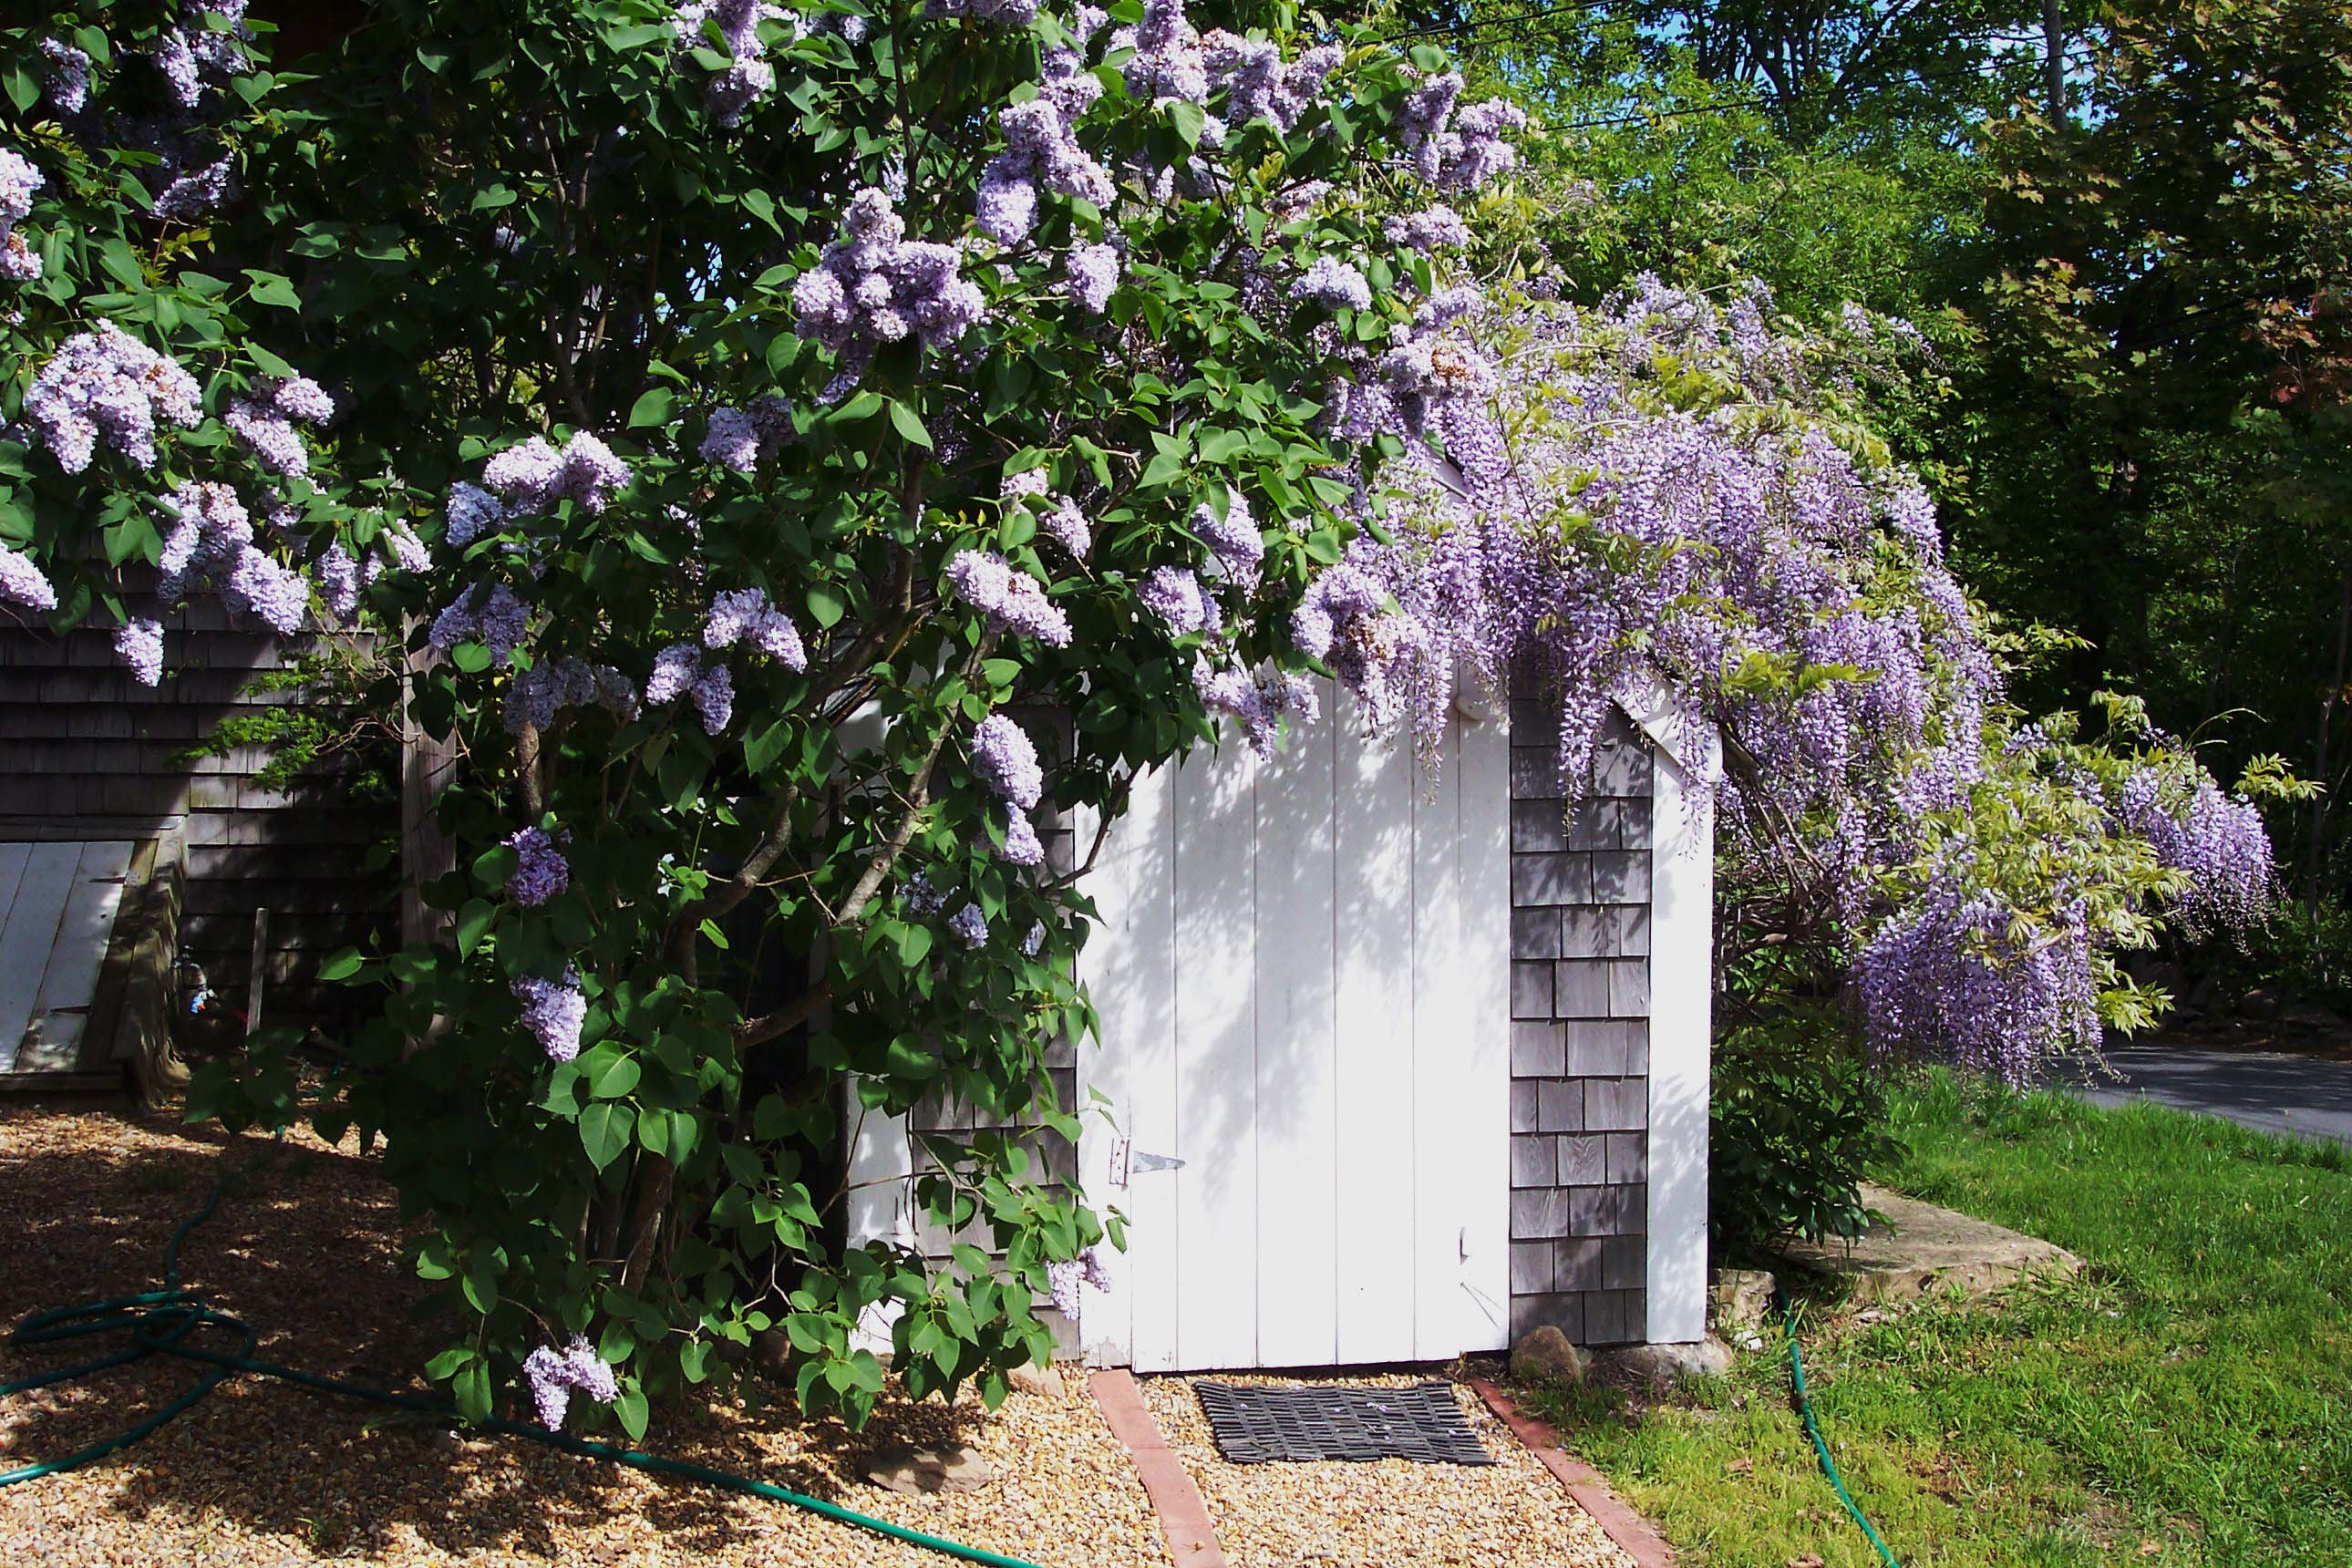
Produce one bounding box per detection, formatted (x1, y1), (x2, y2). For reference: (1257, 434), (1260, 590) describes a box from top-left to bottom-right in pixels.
(1193, 1381), (1496, 1466)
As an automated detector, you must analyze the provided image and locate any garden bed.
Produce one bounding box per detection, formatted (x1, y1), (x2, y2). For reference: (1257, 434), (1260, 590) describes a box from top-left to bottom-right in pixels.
(0, 1105), (1167, 1568)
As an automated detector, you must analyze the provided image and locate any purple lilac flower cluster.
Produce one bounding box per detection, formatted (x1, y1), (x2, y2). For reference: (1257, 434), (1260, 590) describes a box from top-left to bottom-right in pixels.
(1137, 564), (1217, 636)
(699, 396), (795, 471)
(792, 189), (985, 378)
(944, 551), (1072, 645)
(153, 2), (251, 110)
(481, 432), (631, 514)
(1192, 656), (1319, 759)
(703, 587), (808, 670)
(948, 902), (989, 948)
(25, 323), (203, 473)
(428, 582), (530, 658)
(504, 656), (639, 735)
(1395, 71), (1526, 191)
(1, 146), (45, 284)
(1045, 1247), (1113, 1318)
(0, 542), (58, 613)
(1383, 204), (1471, 253)
(973, 713), (1043, 811)
(150, 480), (309, 636)
(1291, 255), (1371, 312)
(506, 826), (572, 907)
(1116, 0), (1207, 103)
(512, 969), (588, 1062)
(927, 0), (1042, 23)
(1192, 490), (1263, 583)
(1202, 31), (1341, 132)
(38, 39), (91, 116)
(113, 619), (165, 686)
(222, 375), (335, 479)
(976, 99), (1114, 245)
(521, 1336), (619, 1429)
(645, 644), (736, 733)
(672, 0), (795, 126)
(1003, 469), (1093, 559)
(1063, 242), (1120, 315)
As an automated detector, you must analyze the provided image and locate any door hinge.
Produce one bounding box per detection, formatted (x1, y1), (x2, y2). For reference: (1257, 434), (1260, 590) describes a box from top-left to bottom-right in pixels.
(1108, 1138), (1185, 1186)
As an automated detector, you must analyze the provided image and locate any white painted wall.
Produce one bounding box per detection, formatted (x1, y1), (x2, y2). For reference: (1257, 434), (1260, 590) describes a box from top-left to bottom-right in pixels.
(1078, 686), (1511, 1371)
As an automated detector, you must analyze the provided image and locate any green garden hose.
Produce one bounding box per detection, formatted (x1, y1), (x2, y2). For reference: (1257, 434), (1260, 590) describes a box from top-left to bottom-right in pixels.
(0, 1140), (1040, 1568)
(1783, 1301), (1902, 1568)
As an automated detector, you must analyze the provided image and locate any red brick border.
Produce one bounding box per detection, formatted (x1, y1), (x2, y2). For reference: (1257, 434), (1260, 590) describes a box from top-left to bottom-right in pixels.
(1088, 1369), (1232, 1567)
(1470, 1378), (1680, 1568)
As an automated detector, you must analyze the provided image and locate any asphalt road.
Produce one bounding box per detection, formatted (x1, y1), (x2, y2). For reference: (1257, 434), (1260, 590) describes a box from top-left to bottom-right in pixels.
(2066, 1044), (2352, 1146)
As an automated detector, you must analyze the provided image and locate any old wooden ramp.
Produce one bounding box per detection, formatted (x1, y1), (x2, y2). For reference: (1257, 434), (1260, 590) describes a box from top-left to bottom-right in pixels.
(0, 837), (182, 1097)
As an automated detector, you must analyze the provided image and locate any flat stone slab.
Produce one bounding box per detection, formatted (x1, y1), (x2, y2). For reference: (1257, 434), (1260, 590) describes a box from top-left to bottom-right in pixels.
(1775, 1183), (2081, 1305)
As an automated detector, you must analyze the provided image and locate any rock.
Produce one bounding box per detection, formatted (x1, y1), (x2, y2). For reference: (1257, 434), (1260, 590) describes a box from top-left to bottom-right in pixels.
(1007, 1361), (1067, 1399)
(2280, 1002), (2347, 1033)
(1709, 1267), (1778, 1337)
(1598, 1337), (1738, 1384)
(2240, 986), (2281, 1020)
(1508, 1325), (1586, 1386)
(865, 1442), (995, 1495)
(1776, 1182), (2081, 1306)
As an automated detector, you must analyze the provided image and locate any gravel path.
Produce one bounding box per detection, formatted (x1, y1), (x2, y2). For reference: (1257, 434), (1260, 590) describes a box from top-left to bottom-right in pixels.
(0, 1105), (1168, 1568)
(1138, 1372), (1634, 1568)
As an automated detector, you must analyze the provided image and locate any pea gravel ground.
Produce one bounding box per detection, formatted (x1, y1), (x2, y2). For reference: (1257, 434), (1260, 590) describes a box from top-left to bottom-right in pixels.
(1137, 1372), (1635, 1568)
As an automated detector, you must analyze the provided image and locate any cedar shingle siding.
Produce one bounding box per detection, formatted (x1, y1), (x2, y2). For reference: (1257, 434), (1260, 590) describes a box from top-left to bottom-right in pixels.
(1507, 686), (1653, 1346)
(0, 593), (388, 1020)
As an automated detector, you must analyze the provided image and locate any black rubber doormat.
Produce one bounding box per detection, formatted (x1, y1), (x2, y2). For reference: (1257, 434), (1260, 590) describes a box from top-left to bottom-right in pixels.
(1193, 1381), (1496, 1465)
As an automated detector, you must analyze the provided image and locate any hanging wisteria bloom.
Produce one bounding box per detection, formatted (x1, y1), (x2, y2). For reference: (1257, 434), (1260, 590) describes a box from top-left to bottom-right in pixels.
(702, 587), (807, 669)
(948, 902), (989, 948)
(512, 968), (587, 1062)
(521, 1336), (620, 1429)
(482, 431), (631, 514)
(506, 826), (572, 907)
(2114, 768), (2276, 936)
(972, 713), (1043, 809)
(222, 375), (335, 478)
(113, 618), (165, 686)
(25, 323), (202, 473)
(944, 550), (1072, 645)
(0, 542), (57, 614)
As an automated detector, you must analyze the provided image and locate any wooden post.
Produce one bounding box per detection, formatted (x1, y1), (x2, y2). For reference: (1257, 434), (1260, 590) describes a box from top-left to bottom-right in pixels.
(399, 634), (459, 951)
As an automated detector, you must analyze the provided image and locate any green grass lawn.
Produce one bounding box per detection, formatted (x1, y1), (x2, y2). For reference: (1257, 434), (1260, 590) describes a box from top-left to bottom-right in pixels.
(1522, 1069), (2352, 1566)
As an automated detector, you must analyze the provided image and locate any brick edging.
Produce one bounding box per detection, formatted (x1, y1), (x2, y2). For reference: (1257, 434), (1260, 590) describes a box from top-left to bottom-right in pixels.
(1470, 1378), (1679, 1567)
(1088, 1369), (1232, 1566)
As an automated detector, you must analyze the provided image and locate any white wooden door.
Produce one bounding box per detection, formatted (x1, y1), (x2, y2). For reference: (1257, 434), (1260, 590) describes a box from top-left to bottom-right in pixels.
(1078, 687), (1511, 1371)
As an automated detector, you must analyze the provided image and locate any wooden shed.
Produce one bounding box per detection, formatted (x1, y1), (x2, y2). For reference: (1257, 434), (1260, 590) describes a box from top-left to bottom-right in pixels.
(850, 675), (1718, 1367)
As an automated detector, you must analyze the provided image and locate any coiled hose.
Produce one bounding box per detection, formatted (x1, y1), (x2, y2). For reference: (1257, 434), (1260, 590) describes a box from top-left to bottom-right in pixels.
(0, 1140), (1040, 1568)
